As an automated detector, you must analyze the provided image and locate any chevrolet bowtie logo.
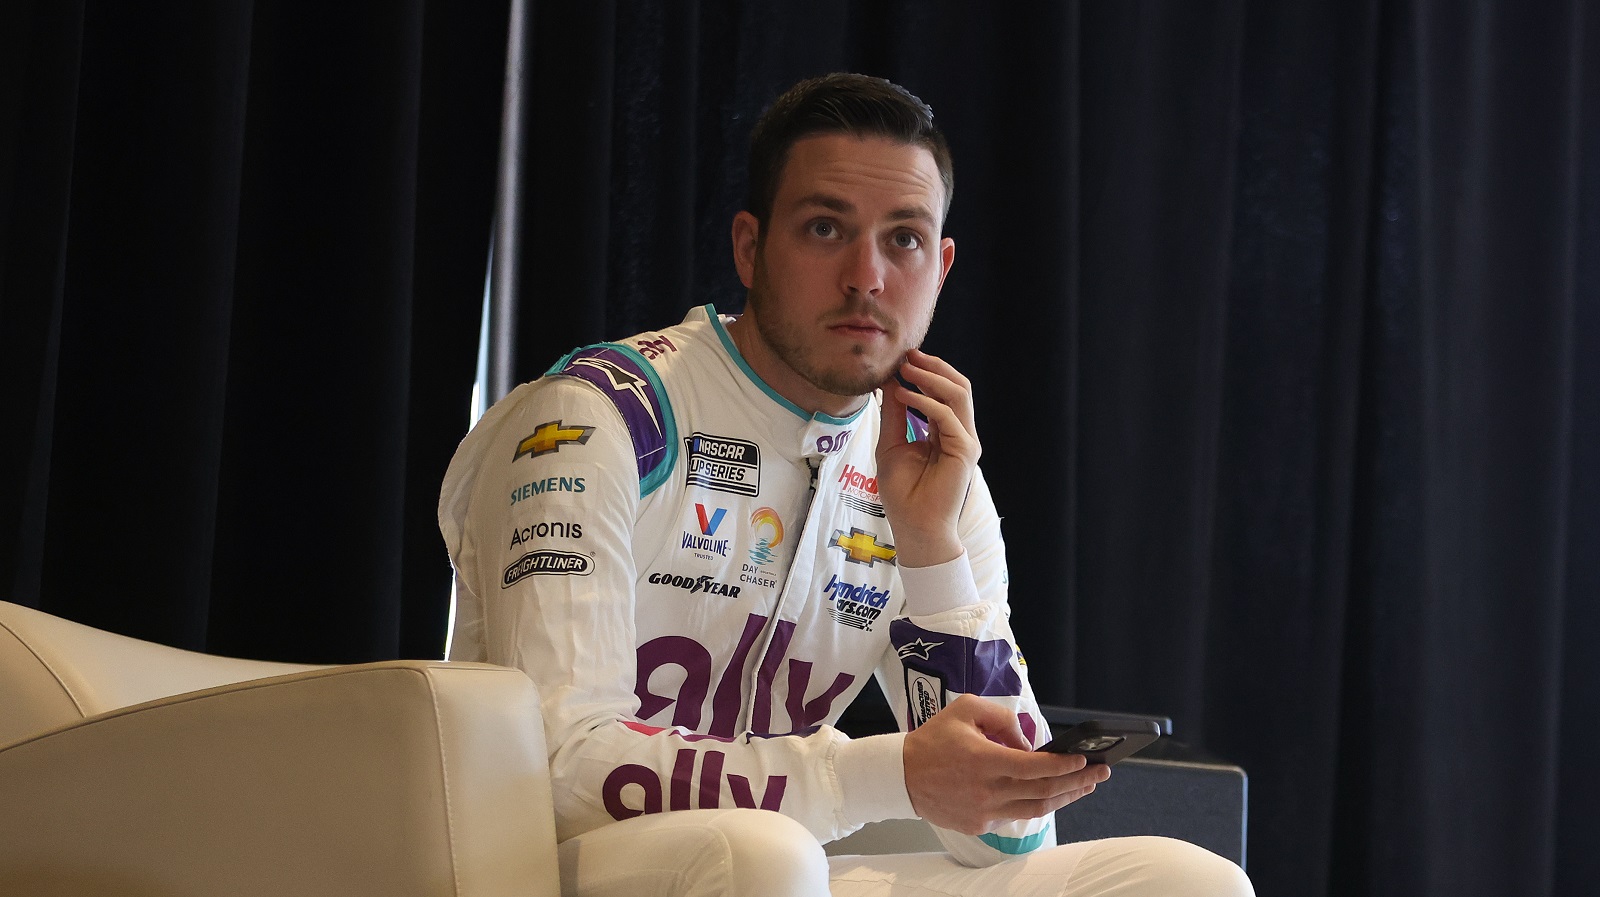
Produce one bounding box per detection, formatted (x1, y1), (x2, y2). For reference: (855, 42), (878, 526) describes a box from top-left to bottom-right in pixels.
(830, 527), (897, 566)
(514, 421), (595, 461)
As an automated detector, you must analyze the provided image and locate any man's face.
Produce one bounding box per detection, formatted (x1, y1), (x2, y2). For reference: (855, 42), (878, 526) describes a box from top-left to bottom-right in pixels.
(732, 133), (955, 409)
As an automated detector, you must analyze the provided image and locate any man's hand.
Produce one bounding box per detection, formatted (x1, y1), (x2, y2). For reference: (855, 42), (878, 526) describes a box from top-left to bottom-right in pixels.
(903, 695), (1111, 836)
(876, 349), (981, 568)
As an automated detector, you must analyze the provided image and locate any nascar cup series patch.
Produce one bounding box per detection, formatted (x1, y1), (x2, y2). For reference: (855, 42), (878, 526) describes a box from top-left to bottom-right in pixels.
(684, 432), (760, 497)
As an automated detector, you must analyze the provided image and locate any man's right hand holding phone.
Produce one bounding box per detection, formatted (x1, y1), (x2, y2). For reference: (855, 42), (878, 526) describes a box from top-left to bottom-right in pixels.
(902, 694), (1112, 836)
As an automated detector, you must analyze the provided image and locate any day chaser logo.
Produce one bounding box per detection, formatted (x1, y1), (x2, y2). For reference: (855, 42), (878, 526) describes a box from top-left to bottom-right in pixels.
(647, 571), (742, 598)
(906, 671), (945, 729)
(682, 502), (731, 558)
(830, 527), (896, 566)
(502, 550), (593, 587)
(684, 432), (760, 497)
(822, 573), (891, 631)
(514, 421), (594, 461)
(837, 463), (885, 517)
(747, 506), (784, 566)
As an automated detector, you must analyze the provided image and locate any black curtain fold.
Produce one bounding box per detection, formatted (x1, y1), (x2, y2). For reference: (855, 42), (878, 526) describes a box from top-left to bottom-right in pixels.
(3, 3), (1596, 897)
(1, 0), (508, 661)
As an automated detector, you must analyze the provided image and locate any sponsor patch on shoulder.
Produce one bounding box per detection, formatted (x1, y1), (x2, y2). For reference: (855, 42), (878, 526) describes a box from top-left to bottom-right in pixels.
(514, 421), (595, 461)
(502, 550), (594, 587)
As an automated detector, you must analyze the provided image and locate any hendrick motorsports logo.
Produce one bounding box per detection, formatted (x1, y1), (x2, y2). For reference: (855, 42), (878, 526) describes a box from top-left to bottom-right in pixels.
(684, 432), (760, 497)
(837, 463), (885, 517)
(822, 573), (891, 631)
(502, 550), (593, 587)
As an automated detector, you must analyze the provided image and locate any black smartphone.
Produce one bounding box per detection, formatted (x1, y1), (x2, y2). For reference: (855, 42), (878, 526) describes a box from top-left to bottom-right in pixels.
(1035, 719), (1161, 765)
(893, 372), (930, 425)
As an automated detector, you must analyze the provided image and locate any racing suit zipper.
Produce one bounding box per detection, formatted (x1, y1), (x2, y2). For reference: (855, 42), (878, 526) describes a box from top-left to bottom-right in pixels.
(737, 454), (825, 735)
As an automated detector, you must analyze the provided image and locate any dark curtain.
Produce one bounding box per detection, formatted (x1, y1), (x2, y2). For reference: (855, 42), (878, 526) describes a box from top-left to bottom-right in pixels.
(497, 3), (1599, 897)
(3, 3), (1596, 897)
(0, 0), (509, 661)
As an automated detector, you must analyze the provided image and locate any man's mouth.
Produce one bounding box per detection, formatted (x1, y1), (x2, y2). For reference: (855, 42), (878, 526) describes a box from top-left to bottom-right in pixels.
(830, 317), (888, 336)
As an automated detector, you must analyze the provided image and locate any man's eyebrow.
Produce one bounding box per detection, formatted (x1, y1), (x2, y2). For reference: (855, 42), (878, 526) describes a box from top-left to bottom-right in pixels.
(793, 193), (938, 227)
(794, 193), (854, 214)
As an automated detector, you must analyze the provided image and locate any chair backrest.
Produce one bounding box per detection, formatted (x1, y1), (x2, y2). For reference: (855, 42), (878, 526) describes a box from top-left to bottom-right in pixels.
(0, 601), (321, 746)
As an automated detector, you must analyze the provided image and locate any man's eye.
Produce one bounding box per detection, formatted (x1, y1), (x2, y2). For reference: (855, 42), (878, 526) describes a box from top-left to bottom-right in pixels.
(892, 232), (922, 250)
(810, 221), (837, 238)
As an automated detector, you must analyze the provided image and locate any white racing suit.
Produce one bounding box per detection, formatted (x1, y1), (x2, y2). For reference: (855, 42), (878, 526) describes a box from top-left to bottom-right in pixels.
(439, 304), (1053, 867)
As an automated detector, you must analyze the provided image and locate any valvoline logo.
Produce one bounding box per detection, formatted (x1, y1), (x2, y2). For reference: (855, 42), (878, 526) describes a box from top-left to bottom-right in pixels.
(695, 503), (727, 535)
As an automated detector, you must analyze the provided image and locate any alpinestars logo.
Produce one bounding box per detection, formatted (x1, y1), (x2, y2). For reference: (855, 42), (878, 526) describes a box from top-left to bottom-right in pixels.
(897, 638), (944, 661)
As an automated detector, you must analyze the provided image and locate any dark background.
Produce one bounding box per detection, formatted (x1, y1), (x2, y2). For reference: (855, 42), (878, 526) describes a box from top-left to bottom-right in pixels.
(3, 3), (1595, 896)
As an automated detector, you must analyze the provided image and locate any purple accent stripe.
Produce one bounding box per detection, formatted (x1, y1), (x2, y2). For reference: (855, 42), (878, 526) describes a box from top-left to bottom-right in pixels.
(907, 411), (930, 443)
(556, 347), (666, 482)
(890, 619), (1023, 697)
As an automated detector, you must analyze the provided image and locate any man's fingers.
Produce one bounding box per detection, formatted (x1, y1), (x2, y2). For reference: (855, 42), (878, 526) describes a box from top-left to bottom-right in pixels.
(906, 348), (973, 391)
(876, 380), (909, 455)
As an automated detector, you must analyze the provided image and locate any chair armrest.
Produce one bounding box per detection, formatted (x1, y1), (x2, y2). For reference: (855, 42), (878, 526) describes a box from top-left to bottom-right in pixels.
(0, 661), (559, 897)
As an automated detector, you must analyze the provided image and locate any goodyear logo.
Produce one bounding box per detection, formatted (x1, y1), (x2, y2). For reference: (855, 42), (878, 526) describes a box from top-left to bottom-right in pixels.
(502, 550), (594, 587)
(514, 420), (595, 461)
(829, 527), (896, 567)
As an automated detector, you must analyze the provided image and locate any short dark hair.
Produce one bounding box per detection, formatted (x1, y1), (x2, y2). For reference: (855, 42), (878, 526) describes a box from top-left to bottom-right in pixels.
(745, 73), (954, 228)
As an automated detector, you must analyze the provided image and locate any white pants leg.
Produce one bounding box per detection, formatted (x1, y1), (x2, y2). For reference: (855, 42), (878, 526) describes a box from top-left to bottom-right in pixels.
(828, 837), (1254, 897)
(560, 813), (1251, 897)
(558, 808), (832, 897)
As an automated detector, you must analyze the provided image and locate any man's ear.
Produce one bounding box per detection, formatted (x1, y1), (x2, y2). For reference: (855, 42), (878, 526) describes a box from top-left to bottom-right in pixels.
(936, 236), (956, 292)
(732, 211), (761, 288)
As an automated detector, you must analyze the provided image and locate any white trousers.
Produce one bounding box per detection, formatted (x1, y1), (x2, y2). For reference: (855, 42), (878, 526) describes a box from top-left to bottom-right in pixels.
(557, 809), (1254, 897)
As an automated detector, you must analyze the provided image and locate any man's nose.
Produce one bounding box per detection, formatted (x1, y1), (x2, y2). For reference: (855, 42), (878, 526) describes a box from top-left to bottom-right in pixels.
(840, 239), (886, 297)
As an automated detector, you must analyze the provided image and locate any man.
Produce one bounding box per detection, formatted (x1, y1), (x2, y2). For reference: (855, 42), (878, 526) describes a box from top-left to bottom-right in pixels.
(440, 73), (1252, 897)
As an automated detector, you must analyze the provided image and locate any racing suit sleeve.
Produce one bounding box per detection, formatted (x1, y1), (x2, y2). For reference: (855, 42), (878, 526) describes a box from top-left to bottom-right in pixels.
(874, 464), (1057, 867)
(439, 375), (912, 844)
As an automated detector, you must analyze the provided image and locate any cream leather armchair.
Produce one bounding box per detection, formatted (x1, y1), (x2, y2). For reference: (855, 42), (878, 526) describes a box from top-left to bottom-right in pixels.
(0, 600), (560, 897)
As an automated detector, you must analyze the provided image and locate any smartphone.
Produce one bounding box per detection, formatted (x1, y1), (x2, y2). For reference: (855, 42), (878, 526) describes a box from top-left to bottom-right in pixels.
(1036, 719), (1161, 765)
(893, 372), (930, 426)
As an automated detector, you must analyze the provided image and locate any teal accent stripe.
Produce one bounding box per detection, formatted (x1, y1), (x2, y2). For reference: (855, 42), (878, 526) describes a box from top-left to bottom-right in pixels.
(706, 304), (870, 425)
(979, 827), (1050, 856)
(544, 347), (582, 376)
(597, 342), (678, 498)
(547, 341), (678, 500)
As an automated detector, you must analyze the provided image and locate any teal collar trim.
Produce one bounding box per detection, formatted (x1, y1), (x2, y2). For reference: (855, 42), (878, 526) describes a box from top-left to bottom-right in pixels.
(705, 304), (869, 426)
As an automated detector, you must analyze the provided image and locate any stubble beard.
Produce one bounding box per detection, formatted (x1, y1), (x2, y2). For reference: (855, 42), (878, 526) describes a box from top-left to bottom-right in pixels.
(748, 256), (922, 399)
